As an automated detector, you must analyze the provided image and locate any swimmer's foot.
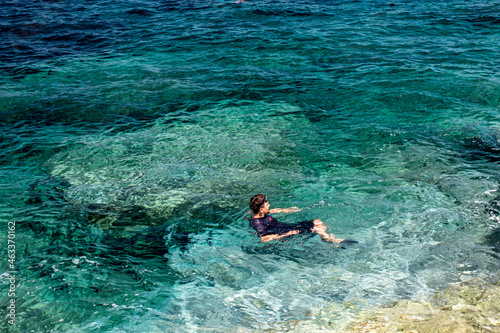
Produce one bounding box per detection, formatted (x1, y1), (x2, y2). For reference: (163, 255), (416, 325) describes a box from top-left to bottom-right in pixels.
(323, 236), (344, 244)
(324, 237), (358, 248)
(324, 234), (344, 243)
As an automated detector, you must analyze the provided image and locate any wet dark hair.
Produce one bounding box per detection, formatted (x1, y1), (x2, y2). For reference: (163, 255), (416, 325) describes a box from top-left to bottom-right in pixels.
(249, 194), (267, 214)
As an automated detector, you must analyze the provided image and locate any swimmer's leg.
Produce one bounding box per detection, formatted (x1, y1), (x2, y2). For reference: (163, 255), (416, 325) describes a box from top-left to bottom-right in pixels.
(311, 219), (345, 243)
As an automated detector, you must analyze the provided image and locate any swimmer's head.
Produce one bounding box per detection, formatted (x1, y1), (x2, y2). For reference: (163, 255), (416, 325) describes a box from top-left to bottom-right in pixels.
(249, 194), (268, 213)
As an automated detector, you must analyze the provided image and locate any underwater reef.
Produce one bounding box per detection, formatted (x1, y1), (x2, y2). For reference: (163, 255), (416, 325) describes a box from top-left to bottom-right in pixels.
(346, 281), (500, 332)
(269, 280), (500, 332)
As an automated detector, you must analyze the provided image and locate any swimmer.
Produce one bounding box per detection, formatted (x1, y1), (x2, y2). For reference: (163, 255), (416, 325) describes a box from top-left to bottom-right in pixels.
(247, 194), (357, 244)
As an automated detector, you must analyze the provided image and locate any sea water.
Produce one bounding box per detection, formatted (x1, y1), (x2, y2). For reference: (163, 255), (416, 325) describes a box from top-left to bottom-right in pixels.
(1, 0), (500, 331)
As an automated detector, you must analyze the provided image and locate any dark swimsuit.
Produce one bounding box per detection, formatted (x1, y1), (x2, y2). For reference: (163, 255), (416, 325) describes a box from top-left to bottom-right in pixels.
(250, 214), (314, 238)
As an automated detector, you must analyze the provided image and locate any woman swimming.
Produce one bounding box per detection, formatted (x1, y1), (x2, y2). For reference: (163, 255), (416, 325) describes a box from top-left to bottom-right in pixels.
(248, 194), (356, 244)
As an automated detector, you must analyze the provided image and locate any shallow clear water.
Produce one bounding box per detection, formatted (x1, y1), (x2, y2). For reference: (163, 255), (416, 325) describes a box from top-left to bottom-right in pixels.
(1, 0), (500, 331)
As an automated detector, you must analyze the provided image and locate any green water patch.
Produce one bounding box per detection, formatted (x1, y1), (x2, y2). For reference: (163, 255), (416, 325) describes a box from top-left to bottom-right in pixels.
(0, 124), (178, 332)
(45, 101), (319, 227)
(0, 169), (178, 332)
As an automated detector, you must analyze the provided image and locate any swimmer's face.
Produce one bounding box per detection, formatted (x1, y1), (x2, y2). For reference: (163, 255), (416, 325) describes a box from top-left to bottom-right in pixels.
(260, 200), (270, 214)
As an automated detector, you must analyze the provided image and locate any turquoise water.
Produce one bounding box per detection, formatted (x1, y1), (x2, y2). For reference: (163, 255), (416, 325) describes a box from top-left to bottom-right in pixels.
(1, 0), (500, 331)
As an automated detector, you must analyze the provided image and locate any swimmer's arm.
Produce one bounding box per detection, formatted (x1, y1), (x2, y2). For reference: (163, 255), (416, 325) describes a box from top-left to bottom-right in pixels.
(260, 230), (300, 242)
(269, 207), (301, 214)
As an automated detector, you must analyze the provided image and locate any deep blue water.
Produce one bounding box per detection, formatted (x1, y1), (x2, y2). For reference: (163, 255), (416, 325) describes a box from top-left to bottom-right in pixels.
(1, 0), (500, 331)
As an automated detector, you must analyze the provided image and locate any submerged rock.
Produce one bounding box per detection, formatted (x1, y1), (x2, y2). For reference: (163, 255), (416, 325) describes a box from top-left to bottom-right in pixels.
(345, 281), (500, 332)
(46, 102), (312, 228)
(269, 281), (500, 332)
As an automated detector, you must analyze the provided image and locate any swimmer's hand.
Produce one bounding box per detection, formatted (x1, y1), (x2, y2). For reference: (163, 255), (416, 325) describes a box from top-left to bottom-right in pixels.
(270, 207), (302, 214)
(260, 230), (300, 242)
